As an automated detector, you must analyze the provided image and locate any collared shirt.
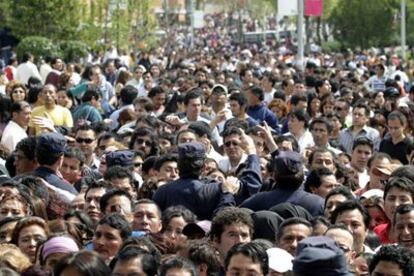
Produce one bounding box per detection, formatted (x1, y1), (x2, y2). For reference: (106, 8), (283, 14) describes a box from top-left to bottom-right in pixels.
(218, 153), (247, 175)
(284, 130), (314, 154)
(1, 120), (27, 152)
(338, 125), (380, 154)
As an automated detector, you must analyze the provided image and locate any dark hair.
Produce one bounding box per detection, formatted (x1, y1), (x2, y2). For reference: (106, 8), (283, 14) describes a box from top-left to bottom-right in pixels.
(290, 108), (311, 129)
(384, 177), (414, 201)
(391, 165), (414, 183)
(188, 121), (212, 140)
(15, 137), (37, 161)
(369, 245), (414, 276)
(120, 85), (138, 105)
(81, 85), (101, 103)
(304, 167), (335, 192)
(184, 90), (202, 106)
(210, 207), (254, 242)
(277, 217), (312, 241)
(159, 256), (197, 276)
(352, 136), (374, 152)
(99, 189), (133, 214)
(135, 199), (162, 218)
(367, 152), (391, 169)
(290, 94), (307, 106)
(104, 166), (134, 186)
(388, 110), (407, 125)
(53, 250), (111, 276)
(84, 180), (110, 200)
(148, 86), (165, 98)
(97, 213), (131, 240)
(110, 246), (158, 276)
(224, 242), (269, 275)
(248, 86), (264, 101)
(161, 206), (197, 230)
(10, 101), (30, 115)
(331, 200), (370, 229)
(129, 127), (159, 157)
(222, 126), (242, 140)
(353, 102), (370, 117)
(63, 210), (94, 241)
(64, 147), (85, 167)
(324, 186), (354, 208)
(36, 146), (62, 166)
(310, 117), (333, 133)
(229, 92), (248, 109)
(275, 135), (300, 153)
(187, 240), (220, 276)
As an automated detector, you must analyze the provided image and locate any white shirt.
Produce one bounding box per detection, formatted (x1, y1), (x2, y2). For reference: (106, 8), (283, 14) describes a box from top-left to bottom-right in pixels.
(39, 63), (52, 83)
(0, 120), (28, 152)
(109, 104), (134, 130)
(285, 130), (314, 154)
(218, 154), (247, 174)
(16, 61), (42, 85)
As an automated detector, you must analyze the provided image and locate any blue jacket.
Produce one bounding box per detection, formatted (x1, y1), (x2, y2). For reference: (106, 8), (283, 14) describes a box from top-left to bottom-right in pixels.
(247, 103), (280, 134)
(34, 167), (78, 195)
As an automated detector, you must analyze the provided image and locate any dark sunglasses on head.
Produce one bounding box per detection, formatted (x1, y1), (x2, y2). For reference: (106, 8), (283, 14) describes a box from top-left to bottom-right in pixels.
(76, 138), (94, 144)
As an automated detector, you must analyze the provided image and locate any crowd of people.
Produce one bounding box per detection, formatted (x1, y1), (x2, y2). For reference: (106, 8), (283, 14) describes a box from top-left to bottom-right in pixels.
(1, 13), (414, 276)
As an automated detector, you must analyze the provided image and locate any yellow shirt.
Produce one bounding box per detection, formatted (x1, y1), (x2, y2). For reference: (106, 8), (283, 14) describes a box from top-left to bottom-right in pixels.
(30, 105), (73, 135)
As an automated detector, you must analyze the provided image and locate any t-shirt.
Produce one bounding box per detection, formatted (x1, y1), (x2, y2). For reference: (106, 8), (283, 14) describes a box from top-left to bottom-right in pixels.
(29, 105), (73, 135)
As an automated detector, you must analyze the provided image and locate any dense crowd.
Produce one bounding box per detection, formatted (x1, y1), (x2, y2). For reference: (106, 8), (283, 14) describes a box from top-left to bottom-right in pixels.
(1, 14), (414, 276)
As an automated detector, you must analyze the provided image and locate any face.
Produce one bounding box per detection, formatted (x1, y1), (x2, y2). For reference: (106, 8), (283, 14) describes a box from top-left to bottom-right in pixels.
(0, 199), (27, 219)
(226, 253), (263, 276)
(352, 108), (368, 127)
(97, 137), (116, 157)
(375, 92), (385, 106)
(105, 195), (132, 218)
(334, 209), (367, 253)
(152, 93), (166, 109)
(158, 161), (179, 182)
(311, 123), (329, 146)
(224, 134), (244, 162)
(367, 206), (388, 230)
(70, 193), (85, 211)
(278, 224), (311, 256)
(53, 59), (64, 71)
(13, 106), (31, 128)
(311, 152), (335, 172)
(368, 157), (392, 189)
(44, 252), (69, 273)
(61, 157), (82, 184)
(310, 98), (320, 113)
(186, 98), (202, 119)
(215, 223), (251, 258)
(394, 210), (414, 249)
(11, 87), (26, 102)
(159, 139), (172, 153)
(14, 150), (36, 175)
(384, 187), (413, 220)
(84, 187), (106, 225)
(324, 194), (348, 219)
(351, 145), (372, 170)
(288, 115), (304, 134)
(93, 224), (123, 262)
(294, 83), (306, 94)
(388, 118), (405, 140)
(319, 80), (331, 96)
(177, 131), (197, 145)
(0, 221), (18, 243)
(353, 255), (369, 276)
(311, 174), (340, 198)
(113, 257), (147, 276)
(41, 85), (57, 105)
(57, 91), (70, 107)
(76, 130), (97, 157)
(371, 261), (403, 276)
(325, 228), (354, 264)
(133, 135), (152, 156)
(164, 216), (187, 243)
(133, 203), (162, 233)
(18, 224), (47, 262)
(110, 177), (136, 199)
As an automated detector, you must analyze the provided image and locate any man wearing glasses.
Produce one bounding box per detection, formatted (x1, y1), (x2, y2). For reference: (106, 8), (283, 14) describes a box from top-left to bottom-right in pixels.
(75, 124), (100, 171)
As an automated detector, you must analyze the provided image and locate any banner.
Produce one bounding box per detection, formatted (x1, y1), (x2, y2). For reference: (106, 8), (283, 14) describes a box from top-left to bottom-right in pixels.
(305, 0), (323, 16)
(278, 0), (298, 16)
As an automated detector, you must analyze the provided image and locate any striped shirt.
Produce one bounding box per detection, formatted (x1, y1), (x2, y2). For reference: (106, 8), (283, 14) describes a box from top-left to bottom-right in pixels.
(338, 126), (380, 154)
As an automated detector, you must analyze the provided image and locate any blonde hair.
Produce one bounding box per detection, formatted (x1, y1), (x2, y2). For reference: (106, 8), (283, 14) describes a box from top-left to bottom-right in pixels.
(0, 243), (32, 272)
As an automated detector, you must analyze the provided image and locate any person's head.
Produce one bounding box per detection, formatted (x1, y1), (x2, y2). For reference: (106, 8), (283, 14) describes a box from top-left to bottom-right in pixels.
(0, 192), (32, 220)
(120, 85), (138, 105)
(334, 98), (350, 121)
(247, 86), (264, 106)
(288, 108), (310, 135)
(62, 147), (85, 184)
(222, 127), (244, 163)
(369, 245), (414, 276)
(387, 111), (407, 140)
(315, 78), (331, 97)
(384, 177), (414, 221)
(104, 166), (137, 199)
(11, 216), (49, 263)
(393, 204), (414, 249)
(40, 84), (57, 107)
(352, 102), (370, 128)
(210, 207), (254, 259)
(99, 189), (133, 220)
(132, 199), (162, 234)
(177, 142), (206, 179)
(81, 85), (101, 106)
(275, 135), (299, 153)
(51, 57), (64, 71)
(84, 180), (109, 226)
(129, 127), (159, 157)
(184, 90), (203, 120)
(276, 217), (312, 256)
(10, 83), (27, 103)
(14, 137), (38, 175)
(111, 246), (159, 276)
(324, 186), (354, 219)
(229, 92), (248, 117)
(351, 137), (373, 171)
(0, 217), (21, 244)
(75, 124), (97, 159)
(361, 195), (388, 230)
(225, 242), (269, 276)
(330, 200), (369, 253)
(159, 256), (198, 276)
(367, 152), (393, 190)
(186, 240), (221, 276)
(53, 250), (111, 276)
(324, 224), (355, 265)
(290, 94), (308, 110)
(162, 206), (196, 243)
(148, 86), (166, 109)
(39, 235), (80, 273)
(304, 167), (340, 198)
(272, 150), (305, 190)
(93, 213), (132, 262)
(308, 147), (336, 172)
(154, 154), (179, 182)
(310, 117), (332, 147)
(176, 128), (198, 145)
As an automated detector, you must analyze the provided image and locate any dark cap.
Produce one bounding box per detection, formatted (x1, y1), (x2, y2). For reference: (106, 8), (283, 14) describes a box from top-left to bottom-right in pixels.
(293, 236), (351, 276)
(37, 132), (67, 154)
(178, 142), (206, 159)
(383, 87), (400, 98)
(106, 150), (135, 167)
(273, 150), (303, 175)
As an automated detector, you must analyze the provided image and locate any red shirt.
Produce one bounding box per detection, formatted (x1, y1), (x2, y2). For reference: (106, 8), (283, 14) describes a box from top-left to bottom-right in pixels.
(374, 223), (394, 244)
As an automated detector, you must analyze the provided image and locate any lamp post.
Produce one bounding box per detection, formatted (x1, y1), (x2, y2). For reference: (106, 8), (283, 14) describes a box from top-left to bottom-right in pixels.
(401, 0), (406, 61)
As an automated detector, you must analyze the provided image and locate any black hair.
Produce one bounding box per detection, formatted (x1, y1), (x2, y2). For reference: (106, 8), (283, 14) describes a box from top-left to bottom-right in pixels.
(210, 207), (254, 242)
(290, 108), (311, 129)
(10, 101), (30, 115)
(330, 200), (370, 229)
(391, 165), (414, 183)
(97, 213), (132, 240)
(159, 256), (197, 276)
(110, 246), (159, 276)
(148, 86), (165, 98)
(304, 167), (335, 193)
(324, 186), (354, 208)
(161, 205), (197, 230)
(277, 217), (312, 241)
(99, 189), (133, 214)
(248, 86), (264, 101)
(352, 136), (374, 152)
(187, 240), (221, 276)
(222, 126), (242, 140)
(120, 85), (138, 105)
(290, 94), (307, 106)
(188, 121), (212, 141)
(384, 177), (414, 201)
(229, 92), (248, 109)
(309, 117), (333, 133)
(53, 250), (111, 276)
(153, 154), (178, 171)
(15, 137), (37, 161)
(81, 85), (101, 103)
(275, 135), (300, 153)
(64, 147), (86, 167)
(369, 245), (414, 276)
(224, 242), (269, 275)
(387, 110), (407, 125)
(184, 90), (203, 106)
(84, 179), (110, 200)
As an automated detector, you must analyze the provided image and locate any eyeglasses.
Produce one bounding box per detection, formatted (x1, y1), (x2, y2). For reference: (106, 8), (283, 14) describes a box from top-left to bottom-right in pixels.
(76, 138), (94, 144)
(136, 138), (151, 146)
(134, 162), (143, 168)
(224, 141), (239, 147)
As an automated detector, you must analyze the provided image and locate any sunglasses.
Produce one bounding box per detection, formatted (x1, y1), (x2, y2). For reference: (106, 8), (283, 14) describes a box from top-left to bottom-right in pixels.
(134, 162), (143, 168)
(76, 138), (94, 144)
(224, 141), (239, 147)
(136, 138), (151, 146)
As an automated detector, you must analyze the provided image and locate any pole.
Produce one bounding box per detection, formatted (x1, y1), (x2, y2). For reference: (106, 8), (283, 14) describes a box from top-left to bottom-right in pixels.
(401, 0), (406, 61)
(297, 0), (305, 71)
(189, 0), (194, 49)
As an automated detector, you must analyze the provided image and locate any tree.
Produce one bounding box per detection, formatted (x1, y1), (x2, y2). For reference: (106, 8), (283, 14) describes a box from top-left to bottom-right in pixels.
(329, 0), (397, 49)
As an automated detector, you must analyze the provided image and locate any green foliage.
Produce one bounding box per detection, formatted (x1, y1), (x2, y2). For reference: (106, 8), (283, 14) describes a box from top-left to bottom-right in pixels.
(329, 0), (397, 49)
(321, 40), (341, 53)
(59, 41), (90, 63)
(16, 36), (61, 62)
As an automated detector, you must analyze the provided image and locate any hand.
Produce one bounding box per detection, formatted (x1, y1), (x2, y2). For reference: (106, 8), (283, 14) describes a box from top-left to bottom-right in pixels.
(166, 115), (184, 126)
(255, 122), (278, 153)
(239, 128), (257, 155)
(32, 115), (56, 132)
(222, 176), (240, 194)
